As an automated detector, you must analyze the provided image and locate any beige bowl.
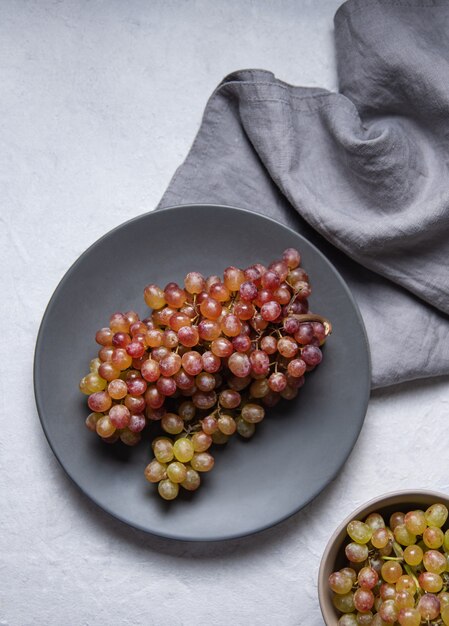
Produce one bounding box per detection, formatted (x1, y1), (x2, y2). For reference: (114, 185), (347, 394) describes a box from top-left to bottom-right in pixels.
(318, 490), (449, 625)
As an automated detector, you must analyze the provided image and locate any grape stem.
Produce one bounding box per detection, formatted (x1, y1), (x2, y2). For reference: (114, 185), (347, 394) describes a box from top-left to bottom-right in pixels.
(391, 540), (422, 596)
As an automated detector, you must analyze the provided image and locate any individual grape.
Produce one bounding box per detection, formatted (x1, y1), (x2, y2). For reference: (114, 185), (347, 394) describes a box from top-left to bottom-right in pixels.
(164, 283), (187, 308)
(195, 372), (216, 392)
(173, 438), (195, 463)
(333, 592), (355, 614)
(96, 415), (116, 438)
(201, 415), (218, 435)
(393, 524), (416, 546)
(347, 520), (373, 544)
(199, 297), (222, 320)
(167, 461), (187, 483)
(379, 600), (398, 624)
(146, 328), (163, 348)
(260, 335), (277, 354)
(244, 265), (262, 284)
(379, 584), (396, 601)
(233, 301), (255, 321)
(168, 313), (191, 333)
(353, 589), (374, 612)
(141, 359), (160, 383)
(404, 510), (427, 535)
(444, 529), (449, 551)
(173, 369), (195, 390)
(396, 575), (416, 594)
(417, 593), (440, 620)
(236, 417), (256, 438)
(356, 612), (373, 626)
(283, 247), (301, 269)
(277, 337), (298, 358)
(96, 327), (114, 346)
(108, 378), (128, 399)
(192, 390), (217, 410)
(442, 604), (449, 626)
(126, 341), (146, 358)
(282, 382), (299, 400)
(262, 390), (281, 407)
(301, 344), (322, 366)
(220, 314), (242, 337)
(83, 372), (108, 392)
(153, 437), (174, 463)
(178, 325), (200, 347)
(273, 286), (290, 305)
(241, 403), (265, 424)
(223, 266), (245, 291)
(394, 591), (414, 610)
(158, 479), (179, 500)
(125, 394), (146, 414)
(440, 592), (449, 611)
(109, 404), (131, 429)
(389, 512), (405, 530)
(250, 378), (270, 398)
(228, 374), (252, 391)
(251, 313), (269, 332)
(128, 413), (146, 433)
(110, 312), (129, 333)
(228, 353), (251, 378)
(239, 281), (258, 301)
(146, 406), (165, 421)
(294, 323), (314, 345)
(159, 353), (182, 377)
(398, 608), (421, 626)
(340, 568), (357, 585)
(202, 351), (221, 373)
(423, 525), (444, 549)
(198, 319), (221, 341)
(130, 321), (148, 337)
(111, 332), (131, 348)
(89, 357), (102, 372)
(111, 348), (133, 370)
(403, 544), (423, 566)
(371, 528), (389, 549)
(178, 400), (196, 422)
(120, 428), (142, 446)
(418, 571), (443, 593)
(380, 562), (402, 584)
(357, 567), (378, 590)
(338, 616), (358, 626)
(191, 431), (212, 452)
(153, 306), (177, 327)
(208, 281), (231, 302)
(260, 301), (282, 322)
(345, 542), (369, 563)
(98, 346), (114, 362)
(329, 572), (354, 595)
(423, 548), (447, 574)
(232, 334), (252, 353)
(312, 321), (327, 343)
(249, 350), (270, 376)
(88, 391), (112, 413)
(161, 413), (184, 435)
(144, 284), (166, 309)
(268, 372), (287, 392)
(217, 414), (237, 435)
(144, 459), (167, 483)
(211, 337), (234, 357)
(126, 377), (147, 396)
(85, 412), (102, 432)
(181, 467), (201, 491)
(191, 452), (214, 472)
(184, 271), (206, 294)
(425, 503), (448, 528)
(156, 376), (177, 396)
(219, 389), (241, 409)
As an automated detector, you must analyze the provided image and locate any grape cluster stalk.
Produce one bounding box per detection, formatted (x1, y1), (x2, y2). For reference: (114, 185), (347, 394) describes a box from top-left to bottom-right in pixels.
(329, 503), (449, 625)
(79, 248), (331, 500)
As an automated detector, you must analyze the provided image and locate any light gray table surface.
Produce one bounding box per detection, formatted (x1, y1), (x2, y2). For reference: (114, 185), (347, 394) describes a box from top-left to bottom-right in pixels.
(2, 1), (448, 625)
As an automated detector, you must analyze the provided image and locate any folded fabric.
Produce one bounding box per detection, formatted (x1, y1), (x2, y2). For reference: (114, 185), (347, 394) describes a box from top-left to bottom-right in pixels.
(158, 0), (449, 388)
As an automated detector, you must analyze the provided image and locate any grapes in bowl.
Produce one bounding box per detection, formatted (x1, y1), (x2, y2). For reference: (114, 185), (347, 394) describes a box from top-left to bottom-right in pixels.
(318, 491), (449, 625)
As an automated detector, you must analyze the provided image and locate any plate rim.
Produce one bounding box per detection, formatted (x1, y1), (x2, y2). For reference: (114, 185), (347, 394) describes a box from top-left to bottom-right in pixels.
(33, 203), (372, 541)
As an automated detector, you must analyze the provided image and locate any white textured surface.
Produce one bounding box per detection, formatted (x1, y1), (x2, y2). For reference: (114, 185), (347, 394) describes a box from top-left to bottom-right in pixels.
(1, 2), (449, 625)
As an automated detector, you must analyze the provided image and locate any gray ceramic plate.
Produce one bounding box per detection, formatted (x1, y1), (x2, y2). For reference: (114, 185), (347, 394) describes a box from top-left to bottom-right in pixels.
(34, 204), (371, 541)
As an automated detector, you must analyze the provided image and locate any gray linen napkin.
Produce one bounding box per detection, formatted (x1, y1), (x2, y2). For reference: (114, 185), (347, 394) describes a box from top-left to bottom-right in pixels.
(158, 0), (449, 388)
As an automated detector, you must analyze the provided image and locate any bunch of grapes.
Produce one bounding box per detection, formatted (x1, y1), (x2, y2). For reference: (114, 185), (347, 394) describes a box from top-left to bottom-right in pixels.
(79, 248), (331, 500)
(329, 503), (449, 625)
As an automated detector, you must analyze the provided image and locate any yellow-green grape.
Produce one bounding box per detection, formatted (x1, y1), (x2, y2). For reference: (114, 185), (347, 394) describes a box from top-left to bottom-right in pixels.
(403, 544), (423, 566)
(396, 576), (416, 595)
(444, 529), (449, 552)
(381, 561), (402, 584)
(173, 438), (195, 463)
(394, 591), (414, 610)
(371, 527), (389, 549)
(153, 437), (174, 463)
(425, 503), (449, 528)
(364, 512), (385, 531)
(355, 612), (373, 626)
(96, 415), (116, 438)
(166, 462), (187, 483)
(337, 615), (357, 626)
(161, 413), (184, 435)
(404, 510), (427, 535)
(440, 592), (449, 611)
(328, 571), (353, 594)
(85, 412), (102, 432)
(80, 373), (107, 394)
(90, 357), (101, 372)
(397, 607), (421, 626)
(332, 592), (355, 613)
(423, 549), (447, 574)
(394, 524), (416, 546)
(181, 467), (201, 491)
(190, 452), (214, 472)
(236, 417), (255, 439)
(443, 604), (449, 626)
(423, 526), (444, 549)
(158, 479), (179, 500)
(144, 459), (167, 483)
(418, 571), (443, 593)
(211, 431), (229, 445)
(347, 520), (372, 544)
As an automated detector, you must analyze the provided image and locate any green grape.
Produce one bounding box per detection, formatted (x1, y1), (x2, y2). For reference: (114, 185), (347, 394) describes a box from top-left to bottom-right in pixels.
(90, 357), (101, 372)
(380, 561), (402, 584)
(328, 571), (353, 594)
(442, 603), (449, 626)
(394, 590), (414, 610)
(364, 512), (385, 531)
(394, 524), (416, 546)
(347, 520), (373, 544)
(158, 479), (179, 500)
(404, 510), (427, 535)
(439, 591), (449, 611)
(444, 529), (449, 552)
(425, 503), (448, 528)
(345, 542), (369, 563)
(338, 616), (357, 626)
(236, 417), (256, 439)
(173, 438), (194, 463)
(403, 544), (423, 566)
(166, 462), (187, 483)
(153, 437), (174, 463)
(395, 575), (416, 594)
(371, 528), (389, 549)
(333, 592), (355, 613)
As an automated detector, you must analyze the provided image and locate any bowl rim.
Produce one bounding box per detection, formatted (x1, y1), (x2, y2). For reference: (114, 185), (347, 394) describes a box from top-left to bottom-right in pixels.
(318, 488), (449, 625)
